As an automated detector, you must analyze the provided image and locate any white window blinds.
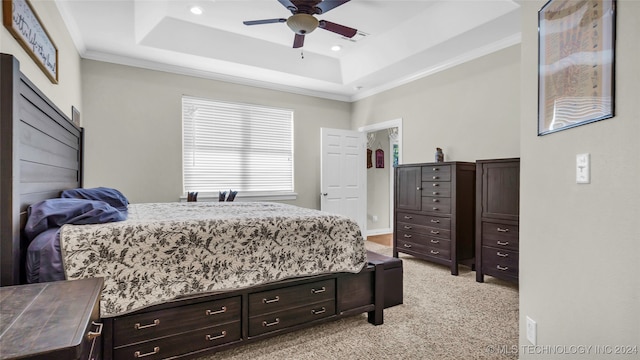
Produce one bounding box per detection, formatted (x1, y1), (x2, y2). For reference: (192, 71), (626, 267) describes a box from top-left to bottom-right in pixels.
(182, 96), (294, 194)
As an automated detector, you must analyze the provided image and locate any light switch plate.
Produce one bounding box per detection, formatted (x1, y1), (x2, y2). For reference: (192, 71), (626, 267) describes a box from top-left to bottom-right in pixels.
(526, 316), (537, 345)
(576, 153), (590, 184)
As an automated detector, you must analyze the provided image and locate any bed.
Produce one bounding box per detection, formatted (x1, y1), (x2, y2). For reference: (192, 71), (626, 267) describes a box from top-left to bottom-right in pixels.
(0, 54), (387, 360)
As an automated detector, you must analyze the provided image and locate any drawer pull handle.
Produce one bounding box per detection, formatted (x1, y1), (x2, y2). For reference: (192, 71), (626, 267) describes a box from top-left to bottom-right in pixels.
(432, 167), (439, 171)
(430, 239), (439, 244)
(432, 207), (439, 211)
(416, 187), (422, 191)
(497, 241), (509, 246)
(404, 225), (412, 229)
(432, 176), (439, 180)
(404, 215), (413, 220)
(432, 199), (439, 203)
(311, 287), (326, 294)
(430, 219), (440, 223)
(87, 321), (103, 340)
(134, 347), (160, 358)
(497, 252), (509, 257)
(205, 306), (227, 316)
(262, 296), (280, 304)
(497, 265), (509, 271)
(262, 318), (280, 327)
(311, 307), (327, 315)
(205, 331), (227, 341)
(430, 230), (439, 235)
(403, 234), (412, 238)
(432, 183), (439, 187)
(403, 244), (412, 248)
(134, 319), (160, 330)
(430, 250), (440, 255)
(432, 192), (439, 195)
(497, 227), (510, 233)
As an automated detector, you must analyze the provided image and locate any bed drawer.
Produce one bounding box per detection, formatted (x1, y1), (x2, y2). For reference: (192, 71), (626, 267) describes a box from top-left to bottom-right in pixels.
(113, 296), (241, 347)
(249, 300), (335, 337)
(113, 321), (241, 360)
(249, 279), (335, 316)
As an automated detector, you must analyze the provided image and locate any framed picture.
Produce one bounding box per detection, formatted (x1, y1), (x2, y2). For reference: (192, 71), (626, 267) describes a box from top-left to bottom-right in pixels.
(3, 0), (58, 83)
(538, 0), (615, 135)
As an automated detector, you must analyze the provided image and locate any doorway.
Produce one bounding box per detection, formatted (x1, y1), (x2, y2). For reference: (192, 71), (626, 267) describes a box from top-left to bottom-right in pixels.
(358, 119), (402, 241)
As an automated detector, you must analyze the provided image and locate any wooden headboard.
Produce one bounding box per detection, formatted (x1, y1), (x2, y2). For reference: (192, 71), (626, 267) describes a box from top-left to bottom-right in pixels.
(0, 54), (83, 286)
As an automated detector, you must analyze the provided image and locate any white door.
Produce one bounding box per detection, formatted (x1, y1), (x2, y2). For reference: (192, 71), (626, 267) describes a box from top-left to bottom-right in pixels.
(320, 128), (366, 235)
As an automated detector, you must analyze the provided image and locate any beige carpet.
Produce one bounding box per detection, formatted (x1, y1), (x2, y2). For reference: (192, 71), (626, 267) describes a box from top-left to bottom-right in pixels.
(197, 242), (519, 360)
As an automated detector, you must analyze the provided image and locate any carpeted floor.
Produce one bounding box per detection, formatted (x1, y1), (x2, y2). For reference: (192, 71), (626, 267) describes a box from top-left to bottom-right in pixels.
(197, 242), (519, 360)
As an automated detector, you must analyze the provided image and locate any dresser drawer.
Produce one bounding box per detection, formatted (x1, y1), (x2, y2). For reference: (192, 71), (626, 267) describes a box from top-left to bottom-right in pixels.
(113, 296), (241, 347)
(422, 181), (451, 197)
(397, 239), (451, 260)
(396, 212), (450, 230)
(113, 322), (241, 360)
(249, 300), (335, 337)
(421, 197), (451, 214)
(397, 222), (451, 239)
(482, 221), (519, 251)
(397, 230), (451, 250)
(422, 165), (451, 181)
(482, 247), (519, 277)
(249, 279), (334, 316)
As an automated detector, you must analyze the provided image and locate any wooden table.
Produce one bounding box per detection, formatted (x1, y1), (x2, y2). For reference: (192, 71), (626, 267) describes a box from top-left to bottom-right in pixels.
(0, 278), (103, 360)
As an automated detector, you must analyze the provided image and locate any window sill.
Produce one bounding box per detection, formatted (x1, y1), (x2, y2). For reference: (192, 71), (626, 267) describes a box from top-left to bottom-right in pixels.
(180, 192), (297, 202)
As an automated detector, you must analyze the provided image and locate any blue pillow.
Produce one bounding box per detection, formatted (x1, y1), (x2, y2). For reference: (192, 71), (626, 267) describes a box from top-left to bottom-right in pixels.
(25, 198), (126, 241)
(61, 187), (129, 211)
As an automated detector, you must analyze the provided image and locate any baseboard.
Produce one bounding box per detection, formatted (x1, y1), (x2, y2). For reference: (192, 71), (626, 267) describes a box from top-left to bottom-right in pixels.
(366, 228), (392, 237)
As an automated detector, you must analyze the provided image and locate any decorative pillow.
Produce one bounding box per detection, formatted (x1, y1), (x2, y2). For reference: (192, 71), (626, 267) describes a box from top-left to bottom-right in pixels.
(61, 187), (129, 211)
(25, 198), (126, 241)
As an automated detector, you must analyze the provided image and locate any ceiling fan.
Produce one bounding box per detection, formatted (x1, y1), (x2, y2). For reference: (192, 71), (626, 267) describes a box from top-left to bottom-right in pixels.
(243, 0), (358, 48)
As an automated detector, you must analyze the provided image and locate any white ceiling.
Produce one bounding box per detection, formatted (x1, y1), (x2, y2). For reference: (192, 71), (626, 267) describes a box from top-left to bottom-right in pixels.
(55, 0), (522, 102)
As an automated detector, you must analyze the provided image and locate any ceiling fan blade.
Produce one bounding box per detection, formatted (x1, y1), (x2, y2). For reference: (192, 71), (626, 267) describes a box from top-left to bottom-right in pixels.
(318, 20), (357, 38)
(315, 0), (351, 14)
(243, 18), (287, 26)
(293, 33), (305, 48)
(277, 0), (298, 13)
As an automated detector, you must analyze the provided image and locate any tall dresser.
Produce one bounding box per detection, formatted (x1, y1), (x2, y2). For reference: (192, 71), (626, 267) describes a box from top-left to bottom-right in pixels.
(393, 161), (475, 275)
(475, 158), (520, 284)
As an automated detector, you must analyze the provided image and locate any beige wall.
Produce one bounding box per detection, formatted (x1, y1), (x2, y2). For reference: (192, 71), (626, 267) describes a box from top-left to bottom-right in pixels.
(352, 45), (521, 164)
(81, 60), (352, 208)
(367, 129), (391, 232)
(1, 0), (82, 120)
(519, 1), (640, 357)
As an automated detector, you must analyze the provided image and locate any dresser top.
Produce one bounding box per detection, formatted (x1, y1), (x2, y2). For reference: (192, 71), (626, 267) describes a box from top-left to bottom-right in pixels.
(0, 278), (102, 359)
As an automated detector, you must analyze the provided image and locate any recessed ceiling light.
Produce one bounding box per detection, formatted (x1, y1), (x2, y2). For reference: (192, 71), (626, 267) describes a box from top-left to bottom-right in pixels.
(331, 45), (342, 52)
(190, 6), (203, 15)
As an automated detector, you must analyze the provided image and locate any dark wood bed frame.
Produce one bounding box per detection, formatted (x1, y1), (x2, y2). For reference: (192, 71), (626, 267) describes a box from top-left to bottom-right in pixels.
(0, 54), (387, 360)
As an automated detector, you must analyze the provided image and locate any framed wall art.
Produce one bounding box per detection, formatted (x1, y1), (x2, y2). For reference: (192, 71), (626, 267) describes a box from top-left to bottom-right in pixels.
(3, 0), (58, 83)
(538, 0), (616, 135)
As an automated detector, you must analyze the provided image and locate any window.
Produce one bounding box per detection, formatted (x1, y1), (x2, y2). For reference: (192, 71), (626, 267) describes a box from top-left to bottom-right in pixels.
(182, 96), (294, 196)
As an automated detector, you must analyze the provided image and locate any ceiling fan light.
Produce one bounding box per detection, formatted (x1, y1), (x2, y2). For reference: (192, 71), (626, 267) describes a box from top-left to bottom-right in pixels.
(286, 14), (319, 35)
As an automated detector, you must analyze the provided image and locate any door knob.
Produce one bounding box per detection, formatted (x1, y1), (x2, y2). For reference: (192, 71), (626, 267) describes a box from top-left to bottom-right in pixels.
(321, 193), (328, 196)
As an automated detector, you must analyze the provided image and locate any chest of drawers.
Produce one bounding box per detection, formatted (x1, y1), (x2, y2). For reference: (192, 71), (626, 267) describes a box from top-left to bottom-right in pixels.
(0, 278), (103, 360)
(475, 158), (520, 284)
(394, 162), (475, 275)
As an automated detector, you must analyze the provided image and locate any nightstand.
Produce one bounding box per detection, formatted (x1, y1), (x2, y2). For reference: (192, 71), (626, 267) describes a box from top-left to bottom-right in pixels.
(0, 278), (103, 360)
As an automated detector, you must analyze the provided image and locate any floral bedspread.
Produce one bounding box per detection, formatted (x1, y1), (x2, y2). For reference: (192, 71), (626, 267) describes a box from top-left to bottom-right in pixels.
(59, 202), (366, 318)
